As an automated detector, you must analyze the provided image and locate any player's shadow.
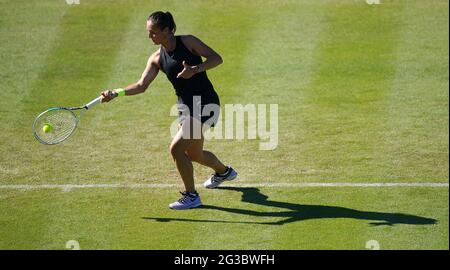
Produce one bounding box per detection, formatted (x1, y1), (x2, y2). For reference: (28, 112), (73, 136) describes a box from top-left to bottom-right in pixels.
(142, 186), (437, 226)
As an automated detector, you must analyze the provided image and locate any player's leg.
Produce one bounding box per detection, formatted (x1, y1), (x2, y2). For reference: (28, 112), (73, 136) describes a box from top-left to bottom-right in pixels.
(185, 136), (228, 175)
(170, 125), (195, 193)
(183, 119), (238, 189)
(168, 118), (202, 210)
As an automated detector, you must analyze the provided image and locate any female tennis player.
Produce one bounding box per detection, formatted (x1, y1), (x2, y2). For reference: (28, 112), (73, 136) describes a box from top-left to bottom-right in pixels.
(101, 11), (237, 210)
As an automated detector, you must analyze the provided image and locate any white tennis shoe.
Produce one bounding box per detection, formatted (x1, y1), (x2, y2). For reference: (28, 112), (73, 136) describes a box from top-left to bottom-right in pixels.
(169, 191), (202, 210)
(203, 166), (238, 189)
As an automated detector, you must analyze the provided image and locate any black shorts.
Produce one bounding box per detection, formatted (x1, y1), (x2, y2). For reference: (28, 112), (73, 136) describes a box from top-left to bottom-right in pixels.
(177, 91), (220, 127)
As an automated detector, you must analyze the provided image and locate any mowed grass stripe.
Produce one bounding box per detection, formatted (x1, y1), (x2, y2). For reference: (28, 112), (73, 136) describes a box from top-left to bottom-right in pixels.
(378, 0), (449, 181)
(13, 2), (133, 250)
(300, 1), (405, 181)
(0, 0), (68, 252)
(217, 1), (330, 181)
(189, 2), (263, 100)
(0, 1), (67, 182)
(0, 1), (67, 116)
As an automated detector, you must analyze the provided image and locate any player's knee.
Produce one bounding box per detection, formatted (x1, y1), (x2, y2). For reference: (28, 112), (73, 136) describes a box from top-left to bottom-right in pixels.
(169, 142), (184, 158)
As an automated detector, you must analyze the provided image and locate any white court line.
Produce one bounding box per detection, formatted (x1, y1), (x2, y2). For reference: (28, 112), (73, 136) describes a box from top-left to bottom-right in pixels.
(0, 182), (448, 192)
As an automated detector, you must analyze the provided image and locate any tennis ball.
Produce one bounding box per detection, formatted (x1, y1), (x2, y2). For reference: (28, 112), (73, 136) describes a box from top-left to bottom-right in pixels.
(43, 123), (53, 133)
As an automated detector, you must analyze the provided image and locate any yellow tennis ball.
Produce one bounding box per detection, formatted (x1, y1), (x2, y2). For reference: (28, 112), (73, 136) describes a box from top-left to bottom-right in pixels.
(43, 124), (53, 133)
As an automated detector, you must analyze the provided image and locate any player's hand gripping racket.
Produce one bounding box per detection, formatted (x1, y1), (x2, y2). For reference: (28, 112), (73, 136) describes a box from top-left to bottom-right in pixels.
(32, 96), (103, 145)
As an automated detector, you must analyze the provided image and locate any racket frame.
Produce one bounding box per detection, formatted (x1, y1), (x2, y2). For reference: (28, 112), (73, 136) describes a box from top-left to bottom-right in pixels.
(32, 96), (102, 145)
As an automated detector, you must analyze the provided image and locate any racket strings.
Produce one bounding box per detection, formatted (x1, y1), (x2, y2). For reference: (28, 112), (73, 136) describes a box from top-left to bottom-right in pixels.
(46, 113), (75, 135)
(33, 109), (78, 145)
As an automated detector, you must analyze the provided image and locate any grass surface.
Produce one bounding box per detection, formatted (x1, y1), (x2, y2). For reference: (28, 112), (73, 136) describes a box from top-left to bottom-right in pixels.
(0, 0), (448, 249)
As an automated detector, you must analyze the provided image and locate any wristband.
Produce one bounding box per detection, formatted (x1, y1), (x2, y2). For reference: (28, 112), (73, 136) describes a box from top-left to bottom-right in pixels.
(115, 88), (125, 97)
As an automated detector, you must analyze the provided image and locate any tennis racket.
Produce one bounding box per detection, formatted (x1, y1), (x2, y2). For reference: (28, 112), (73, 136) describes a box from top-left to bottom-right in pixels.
(32, 96), (103, 145)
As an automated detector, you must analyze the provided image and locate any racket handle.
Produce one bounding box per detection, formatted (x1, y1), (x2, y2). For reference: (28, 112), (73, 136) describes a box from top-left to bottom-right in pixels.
(84, 96), (102, 109)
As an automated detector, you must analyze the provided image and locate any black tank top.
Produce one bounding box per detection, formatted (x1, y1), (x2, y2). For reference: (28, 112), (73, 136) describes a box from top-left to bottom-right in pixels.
(159, 36), (217, 101)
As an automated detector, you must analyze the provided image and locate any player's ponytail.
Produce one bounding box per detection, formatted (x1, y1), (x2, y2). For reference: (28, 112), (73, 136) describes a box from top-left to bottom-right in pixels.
(164, 12), (176, 33)
(148, 11), (176, 34)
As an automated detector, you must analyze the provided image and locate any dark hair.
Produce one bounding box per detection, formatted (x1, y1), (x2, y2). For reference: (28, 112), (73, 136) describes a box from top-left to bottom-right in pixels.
(148, 11), (176, 33)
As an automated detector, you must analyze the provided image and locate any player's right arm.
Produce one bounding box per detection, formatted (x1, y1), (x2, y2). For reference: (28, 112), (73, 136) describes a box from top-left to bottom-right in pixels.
(101, 50), (160, 102)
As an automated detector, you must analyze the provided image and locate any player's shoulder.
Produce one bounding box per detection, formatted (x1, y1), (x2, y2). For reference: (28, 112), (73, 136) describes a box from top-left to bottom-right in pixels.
(149, 48), (161, 67)
(151, 48), (161, 59)
(180, 34), (200, 44)
(180, 35), (201, 55)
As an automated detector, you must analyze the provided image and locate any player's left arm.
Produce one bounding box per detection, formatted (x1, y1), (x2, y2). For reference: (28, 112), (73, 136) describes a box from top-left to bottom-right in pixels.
(177, 35), (223, 79)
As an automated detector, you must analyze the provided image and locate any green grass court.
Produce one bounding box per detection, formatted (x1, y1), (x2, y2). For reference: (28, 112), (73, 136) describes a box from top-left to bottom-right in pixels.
(0, 0), (448, 249)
